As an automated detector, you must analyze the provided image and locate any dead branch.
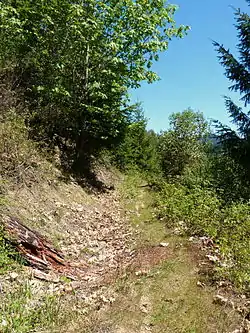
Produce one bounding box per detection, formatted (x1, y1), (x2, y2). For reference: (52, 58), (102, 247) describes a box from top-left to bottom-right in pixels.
(1, 216), (66, 271)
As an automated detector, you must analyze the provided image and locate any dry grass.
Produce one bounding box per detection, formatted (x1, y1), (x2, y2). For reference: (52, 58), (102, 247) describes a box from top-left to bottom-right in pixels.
(5, 179), (94, 242)
(102, 252), (240, 333)
(86, 174), (242, 333)
(0, 116), (104, 333)
(0, 148), (245, 333)
(0, 115), (55, 187)
(86, 240), (241, 333)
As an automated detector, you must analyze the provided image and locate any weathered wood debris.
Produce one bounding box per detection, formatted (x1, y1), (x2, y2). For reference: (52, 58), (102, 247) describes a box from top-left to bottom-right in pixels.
(1, 215), (66, 271)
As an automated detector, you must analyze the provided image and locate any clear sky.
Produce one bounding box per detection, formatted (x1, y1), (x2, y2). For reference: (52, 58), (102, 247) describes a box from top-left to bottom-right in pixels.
(130, 0), (249, 132)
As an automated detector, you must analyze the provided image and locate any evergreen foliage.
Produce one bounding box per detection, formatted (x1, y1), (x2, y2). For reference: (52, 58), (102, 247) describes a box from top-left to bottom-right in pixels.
(213, 1), (250, 178)
(112, 105), (161, 174)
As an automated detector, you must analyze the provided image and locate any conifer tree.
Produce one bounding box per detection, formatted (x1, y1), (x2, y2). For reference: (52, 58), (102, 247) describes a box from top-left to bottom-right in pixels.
(214, 0), (250, 175)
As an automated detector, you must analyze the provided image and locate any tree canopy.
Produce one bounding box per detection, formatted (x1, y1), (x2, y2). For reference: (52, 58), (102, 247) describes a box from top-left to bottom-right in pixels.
(0, 0), (189, 170)
(158, 109), (209, 178)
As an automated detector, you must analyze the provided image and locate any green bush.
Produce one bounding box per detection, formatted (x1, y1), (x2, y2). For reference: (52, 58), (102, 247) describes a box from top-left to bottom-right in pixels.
(158, 109), (209, 178)
(218, 203), (250, 289)
(111, 106), (162, 176)
(156, 182), (221, 237)
(156, 182), (250, 291)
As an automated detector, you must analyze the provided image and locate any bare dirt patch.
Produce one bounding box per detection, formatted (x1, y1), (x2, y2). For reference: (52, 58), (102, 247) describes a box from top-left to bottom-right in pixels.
(102, 244), (173, 284)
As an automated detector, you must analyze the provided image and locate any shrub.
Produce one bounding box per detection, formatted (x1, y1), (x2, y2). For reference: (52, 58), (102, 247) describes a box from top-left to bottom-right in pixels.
(156, 182), (221, 237)
(218, 203), (250, 290)
(156, 182), (250, 291)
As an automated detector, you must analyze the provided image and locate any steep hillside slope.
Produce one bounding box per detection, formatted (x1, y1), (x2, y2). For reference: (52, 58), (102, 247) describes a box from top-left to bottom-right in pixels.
(0, 121), (248, 332)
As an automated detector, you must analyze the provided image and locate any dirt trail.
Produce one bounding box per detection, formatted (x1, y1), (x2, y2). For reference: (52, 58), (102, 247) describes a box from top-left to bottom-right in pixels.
(2, 172), (249, 333)
(75, 181), (247, 333)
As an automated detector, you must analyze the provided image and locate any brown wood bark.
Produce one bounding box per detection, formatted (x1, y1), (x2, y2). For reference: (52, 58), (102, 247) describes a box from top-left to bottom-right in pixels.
(1, 216), (66, 271)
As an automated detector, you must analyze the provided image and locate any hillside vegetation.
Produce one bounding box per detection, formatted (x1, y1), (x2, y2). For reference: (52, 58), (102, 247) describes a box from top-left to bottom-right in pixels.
(0, 0), (249, 332)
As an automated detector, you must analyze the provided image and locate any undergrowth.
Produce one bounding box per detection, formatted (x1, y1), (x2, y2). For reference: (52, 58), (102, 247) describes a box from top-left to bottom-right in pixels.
(0, 114), (74, 332)
(0, 225), (19, 274)
(120, 171), (250, 292)
(0, 283), (66, 333)
(155, 181), (250, 292)
(107, 257), (239, 333)
(87, 172), (241, 333)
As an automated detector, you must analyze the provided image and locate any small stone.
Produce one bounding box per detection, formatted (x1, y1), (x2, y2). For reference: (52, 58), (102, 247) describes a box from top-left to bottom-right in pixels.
(140, 303), (149, 313)
(9, 272), (19, 281)
(1, 319), (7, 327)
(206, 254), (219, 262)
(244, 320), (250, 332)
(213, 294), (234, 308)
(218, 280), (229, 287)
(197, 281), (205, 288)
(213, 294), (228, 305)
(159, 242), (169, 247)
(64, 285), (73, 293)
(135, 270), (148, 276)
(100, 295), (111, 303)
(70, 281), (81, 289)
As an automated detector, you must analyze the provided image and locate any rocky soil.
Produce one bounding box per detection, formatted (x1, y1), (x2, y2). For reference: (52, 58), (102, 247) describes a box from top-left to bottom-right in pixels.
(0, 169), (249, 333)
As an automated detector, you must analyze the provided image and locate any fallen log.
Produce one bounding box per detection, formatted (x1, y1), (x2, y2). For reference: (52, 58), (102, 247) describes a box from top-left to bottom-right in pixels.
(1, 215), (66, 271)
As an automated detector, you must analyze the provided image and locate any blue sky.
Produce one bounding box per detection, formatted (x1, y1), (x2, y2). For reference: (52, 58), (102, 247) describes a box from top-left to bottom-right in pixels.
(130, 0), (249, 132)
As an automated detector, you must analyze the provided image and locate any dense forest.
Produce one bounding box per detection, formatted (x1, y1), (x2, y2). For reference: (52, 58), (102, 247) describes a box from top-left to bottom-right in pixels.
(0, 0), (249, 298)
